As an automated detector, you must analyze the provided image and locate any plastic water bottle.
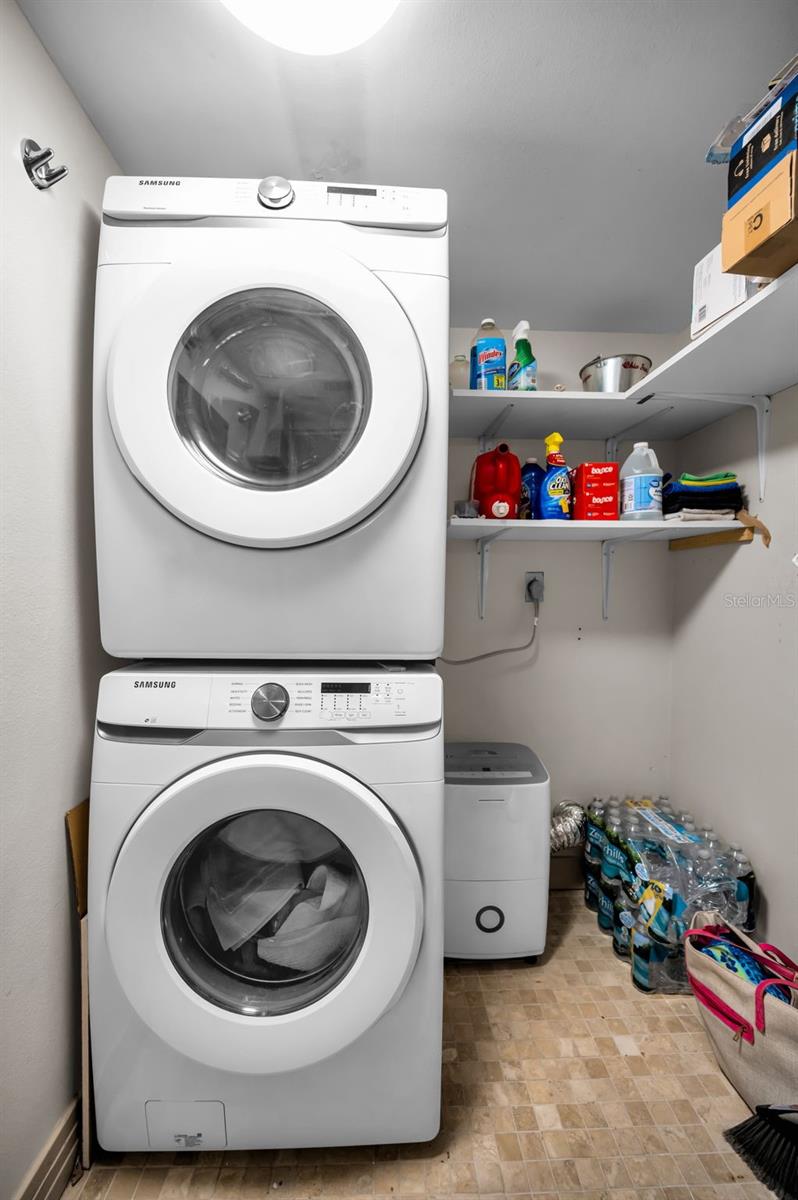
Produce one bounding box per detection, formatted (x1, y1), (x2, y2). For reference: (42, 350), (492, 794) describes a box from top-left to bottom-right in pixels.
(731, 852), (758, 932)
(583, 800), (606, 912)
(692, 848), (738, 922)
(612, 891), (635, 958)
(649, 944), (690, 994)
(598, 817), (625, 933)
(630, 919), (659, 992)
(620, 441), (663, 520)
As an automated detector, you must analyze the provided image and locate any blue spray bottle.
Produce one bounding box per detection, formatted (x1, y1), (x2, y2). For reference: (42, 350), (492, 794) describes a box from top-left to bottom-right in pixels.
(539, 432), (571, 519)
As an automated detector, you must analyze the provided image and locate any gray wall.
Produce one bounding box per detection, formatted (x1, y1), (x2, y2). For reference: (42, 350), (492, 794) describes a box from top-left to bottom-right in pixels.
(0, 2), (116, 1193)
(670, 386), (798, 955)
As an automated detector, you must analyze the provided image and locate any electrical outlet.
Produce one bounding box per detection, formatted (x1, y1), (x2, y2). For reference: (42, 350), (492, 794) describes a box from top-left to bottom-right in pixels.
(524, 571), (544, 602)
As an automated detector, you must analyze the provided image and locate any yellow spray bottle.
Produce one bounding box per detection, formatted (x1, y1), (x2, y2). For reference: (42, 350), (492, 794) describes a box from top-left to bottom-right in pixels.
(539, 432), (571, 519)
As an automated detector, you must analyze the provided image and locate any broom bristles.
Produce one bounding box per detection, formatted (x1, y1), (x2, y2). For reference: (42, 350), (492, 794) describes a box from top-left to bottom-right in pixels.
(724, 1106), (798, 1200)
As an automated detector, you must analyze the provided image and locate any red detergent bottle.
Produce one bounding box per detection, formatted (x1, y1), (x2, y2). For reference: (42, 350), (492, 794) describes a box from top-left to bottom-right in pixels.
(470, 442), (522, 519)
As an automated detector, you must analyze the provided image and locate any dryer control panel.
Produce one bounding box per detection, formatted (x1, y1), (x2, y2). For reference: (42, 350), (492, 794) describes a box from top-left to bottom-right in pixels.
(97, 666), (442, 730)
(103, 176), (448, 231)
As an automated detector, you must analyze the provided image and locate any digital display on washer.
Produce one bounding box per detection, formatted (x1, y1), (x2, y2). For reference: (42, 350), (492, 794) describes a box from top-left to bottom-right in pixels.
(326, 186), (378, 197)
(321, 682), (371, 694)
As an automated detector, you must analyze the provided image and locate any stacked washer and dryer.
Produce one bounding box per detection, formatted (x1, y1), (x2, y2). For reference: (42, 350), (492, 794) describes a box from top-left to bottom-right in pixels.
(89, 175), (450, 1151)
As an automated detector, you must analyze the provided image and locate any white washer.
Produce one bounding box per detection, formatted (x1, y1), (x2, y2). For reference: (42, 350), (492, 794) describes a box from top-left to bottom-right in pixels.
(93, 176), (449, 659)
(89, 663), (443, 1151)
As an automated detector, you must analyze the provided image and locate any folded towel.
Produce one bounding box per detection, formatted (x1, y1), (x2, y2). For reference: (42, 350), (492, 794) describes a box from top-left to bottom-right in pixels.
(663, 479), (740, 496)
(680, 472), (738, 484)
(664, 510), (737, 522)
(663, 488), (743, 514)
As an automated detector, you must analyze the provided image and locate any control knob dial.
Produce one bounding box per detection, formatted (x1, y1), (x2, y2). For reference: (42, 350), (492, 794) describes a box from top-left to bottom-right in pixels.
(251, 682), (290, 722)
(257, 175), (294, 209)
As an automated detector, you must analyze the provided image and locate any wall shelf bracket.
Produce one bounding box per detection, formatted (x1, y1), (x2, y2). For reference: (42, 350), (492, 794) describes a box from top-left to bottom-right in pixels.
(478, 403), (515, 452)
(476, 531), (506, 619)
(646, 391), (771, 502)
(601, 540), (618, 622)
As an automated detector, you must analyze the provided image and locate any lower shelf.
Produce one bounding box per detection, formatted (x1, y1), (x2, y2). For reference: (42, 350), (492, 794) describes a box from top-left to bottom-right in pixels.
(447, 517), (744, 621)
(448, 517), (741, 542)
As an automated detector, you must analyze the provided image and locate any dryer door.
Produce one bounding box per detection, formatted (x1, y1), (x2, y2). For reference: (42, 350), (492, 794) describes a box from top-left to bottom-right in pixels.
(107, 250), (426, 547)
(105, 753), (424, 1074)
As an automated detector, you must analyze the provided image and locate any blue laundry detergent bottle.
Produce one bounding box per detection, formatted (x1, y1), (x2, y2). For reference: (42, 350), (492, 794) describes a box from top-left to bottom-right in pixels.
(539, 432), (571, 519)
(519, 458), (545, 519)
(469, 318), (506, 390)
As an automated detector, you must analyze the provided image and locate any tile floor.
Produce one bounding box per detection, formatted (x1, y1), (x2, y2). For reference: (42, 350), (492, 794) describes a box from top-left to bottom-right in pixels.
(70, 891), (773, 1200)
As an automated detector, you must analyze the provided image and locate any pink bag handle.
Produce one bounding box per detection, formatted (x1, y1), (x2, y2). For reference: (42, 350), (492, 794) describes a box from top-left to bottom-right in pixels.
(684, 929), (797, 981)
(758, 943), (798, 973)
(687, 973), (755, 1044)
(754, 978), (798, 1034)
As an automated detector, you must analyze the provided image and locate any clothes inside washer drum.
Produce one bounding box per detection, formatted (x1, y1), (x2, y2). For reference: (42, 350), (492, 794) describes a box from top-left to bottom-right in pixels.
(256, 864), (360, 971)
(205, 860), (303, 951)
(216, 810), (341, 863)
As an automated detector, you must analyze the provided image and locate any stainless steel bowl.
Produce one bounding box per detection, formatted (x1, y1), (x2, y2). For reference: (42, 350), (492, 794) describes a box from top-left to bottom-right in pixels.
(579, 353), (653, 393)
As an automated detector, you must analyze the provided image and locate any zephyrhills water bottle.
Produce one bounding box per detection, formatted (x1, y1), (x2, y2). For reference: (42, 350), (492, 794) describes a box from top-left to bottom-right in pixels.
(583, 799), (606, 912)
(692, 848), (739, 923)
(597, 817), (625, 934)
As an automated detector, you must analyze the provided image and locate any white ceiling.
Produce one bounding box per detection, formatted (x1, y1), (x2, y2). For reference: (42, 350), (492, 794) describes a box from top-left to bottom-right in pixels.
(18, 0), (798, 332)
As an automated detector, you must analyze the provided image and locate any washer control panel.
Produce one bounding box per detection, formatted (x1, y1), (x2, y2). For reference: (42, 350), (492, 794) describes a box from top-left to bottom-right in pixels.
(98, 668), (442, 730)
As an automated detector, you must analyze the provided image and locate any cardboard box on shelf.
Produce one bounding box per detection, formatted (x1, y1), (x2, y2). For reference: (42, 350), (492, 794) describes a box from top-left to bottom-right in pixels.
(722, 77), (798, 278)
(722, 151), (798, 276)
(727, 75), (798, 209)
(691, 243), (760, 338)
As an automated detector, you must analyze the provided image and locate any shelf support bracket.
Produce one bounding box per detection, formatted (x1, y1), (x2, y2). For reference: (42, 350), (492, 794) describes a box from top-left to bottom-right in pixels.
(478, 403), (514, 452)
(751, 394), (770, 503)
(476, 531), (506, 620)
(604, 435), (618, 462)
(601, 540), (618, 622)
(644, 391), (772, 502)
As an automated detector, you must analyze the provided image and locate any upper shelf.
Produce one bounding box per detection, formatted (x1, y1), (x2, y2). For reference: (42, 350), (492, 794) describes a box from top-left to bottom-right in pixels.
(450, 263), (798, 444)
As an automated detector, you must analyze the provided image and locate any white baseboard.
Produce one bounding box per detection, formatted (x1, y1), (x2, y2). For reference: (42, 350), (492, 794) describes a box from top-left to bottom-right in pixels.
(12, 1100), (79, 1200)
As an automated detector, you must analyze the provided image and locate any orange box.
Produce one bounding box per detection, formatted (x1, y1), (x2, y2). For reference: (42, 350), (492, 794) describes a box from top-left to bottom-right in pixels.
(722, 150), (798, 277)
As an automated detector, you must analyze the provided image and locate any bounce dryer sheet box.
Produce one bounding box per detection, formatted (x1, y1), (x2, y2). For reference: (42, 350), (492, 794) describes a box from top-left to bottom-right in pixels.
(572, 462), (619, 520)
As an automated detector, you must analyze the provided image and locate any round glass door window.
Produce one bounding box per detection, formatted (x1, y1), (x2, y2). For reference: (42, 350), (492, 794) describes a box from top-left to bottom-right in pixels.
(162, 810), (368, 1016)
(168, 289), (372, 490)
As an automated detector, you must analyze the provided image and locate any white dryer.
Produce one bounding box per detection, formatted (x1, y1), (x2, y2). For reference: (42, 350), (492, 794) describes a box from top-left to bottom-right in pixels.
(93, 176), (449, 659)
(89, 663), (443, 1151)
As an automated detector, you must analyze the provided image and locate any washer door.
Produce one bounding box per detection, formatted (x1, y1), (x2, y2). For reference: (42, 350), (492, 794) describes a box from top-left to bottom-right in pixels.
(107, 249), (426, 547)
(105, 753), (423, 1074)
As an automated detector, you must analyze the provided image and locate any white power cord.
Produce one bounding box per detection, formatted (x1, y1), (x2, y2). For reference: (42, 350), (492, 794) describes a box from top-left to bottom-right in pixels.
(440, 598), (540, 666)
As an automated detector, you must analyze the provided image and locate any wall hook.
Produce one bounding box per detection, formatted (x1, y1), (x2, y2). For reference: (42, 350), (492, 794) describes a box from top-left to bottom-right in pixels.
(21, 138), (69, 190)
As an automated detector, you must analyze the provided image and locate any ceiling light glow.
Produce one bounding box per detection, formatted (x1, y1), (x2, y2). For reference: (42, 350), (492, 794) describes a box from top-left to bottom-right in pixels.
(219, 0), (401, 56)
